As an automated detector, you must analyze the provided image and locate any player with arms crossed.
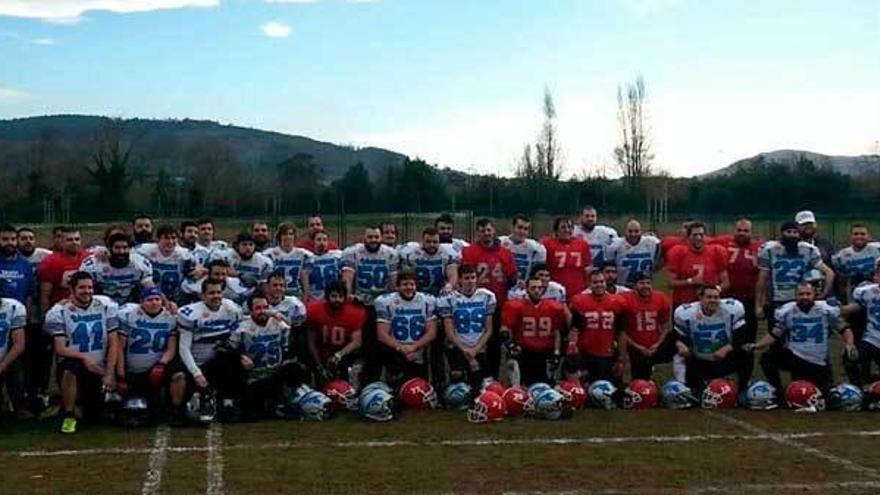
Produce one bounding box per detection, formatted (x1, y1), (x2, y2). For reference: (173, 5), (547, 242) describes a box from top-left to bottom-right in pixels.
(606, 219), (661, 288)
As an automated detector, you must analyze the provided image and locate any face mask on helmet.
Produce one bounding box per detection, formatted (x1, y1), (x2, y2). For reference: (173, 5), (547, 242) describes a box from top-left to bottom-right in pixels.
(467, 391), (505, 423)
(829, 384), (863, 412)
(359, 388), (394, 422)
(661, 380), (697, 409)
(785, 380), (825, 412)
(745, 381), (778, 411)
(444, 382), (473, 410)
(121, 396), (151, 428)
(323, 380), (358, 412)
(298, 390), (333, 421)
(701, 379), (738, 409)
(399, 378), (438, 410)
(533, 389), (566, 420)
(588, 380), (618, 410)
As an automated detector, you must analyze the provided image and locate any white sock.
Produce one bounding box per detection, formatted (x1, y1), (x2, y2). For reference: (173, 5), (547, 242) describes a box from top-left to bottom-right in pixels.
(673, 354), (686, 383)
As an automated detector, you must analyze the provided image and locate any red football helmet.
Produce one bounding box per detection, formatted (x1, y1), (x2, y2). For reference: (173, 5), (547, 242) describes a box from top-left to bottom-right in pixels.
(701, 378), (738, 409)
(864, 381), (880, 411)
(502, 385), (529, 416)
(623, 379), (659, 410)
(481, 378), (506, 397)
(323, 380), (358, 411)
(147, 363), (166, 389)
(785, 380), (825, 411)
(555, 379), (587, 409)
(398, 377), (438, 410)
(467, 391), (506, 423)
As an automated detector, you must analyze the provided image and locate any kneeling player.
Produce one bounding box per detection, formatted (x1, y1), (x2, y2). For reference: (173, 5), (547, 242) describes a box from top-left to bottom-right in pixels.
(746, 282), (853, 398)
(501, 273), (569, 385)
(566, 269), (625, 383)
(46, 272), (120, 433)
(0, 295), (26, 421)
(673, 285), (743, 393)
(172, 278), (245, 423)
(229, 292), (297, 420)
(841, 262), (880, 386)
(375, 270), (437, 386)
(306, 281), (366, 385)
(619, 273), (676, 382)
(115, 287), (177, 423)
(438, 264), (496, 390)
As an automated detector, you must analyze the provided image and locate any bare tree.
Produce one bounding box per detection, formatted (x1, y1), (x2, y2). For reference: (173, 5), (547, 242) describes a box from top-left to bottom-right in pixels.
(87, 120), (133, 214)
(515, 86), (562, 181)
(515, 144), (535, 178)
(614, 75), (654, 189)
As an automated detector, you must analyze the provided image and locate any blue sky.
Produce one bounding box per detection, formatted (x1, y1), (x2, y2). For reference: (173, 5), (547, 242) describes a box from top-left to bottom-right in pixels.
(0, 0), (877, 177)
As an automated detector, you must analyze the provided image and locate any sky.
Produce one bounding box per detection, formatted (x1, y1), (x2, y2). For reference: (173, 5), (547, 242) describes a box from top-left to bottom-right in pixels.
(0, 0), (878, 178)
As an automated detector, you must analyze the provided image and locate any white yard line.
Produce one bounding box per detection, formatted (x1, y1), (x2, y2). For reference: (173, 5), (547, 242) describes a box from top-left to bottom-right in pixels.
(206, 423), (224, 495)
(705, 411), (880, 480)
(141, 426), (170, 495)
(8, 428), (880, 458)
(503, 480), (880, 495)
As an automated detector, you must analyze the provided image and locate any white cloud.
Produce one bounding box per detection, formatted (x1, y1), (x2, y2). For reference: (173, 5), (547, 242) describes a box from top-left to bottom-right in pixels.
(0, 86), (30, 103)
(261, 20), (291, 38)
(32, 38), (56, 45)
(0, 1), (219, 23)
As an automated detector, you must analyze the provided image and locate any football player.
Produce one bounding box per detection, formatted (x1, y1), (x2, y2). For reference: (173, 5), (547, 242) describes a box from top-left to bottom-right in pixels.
(17, 227), (52, 413)
(666, 221), (729, 309)
(746, 282), (852, 397)
(437, 264), (496, 390)
(0, 293), (27, 419)
(598, 262), (631, 295)
(375, 270), (437, 385)
(499, 214), (547, 284)
(398, 227), (460, 296)
(0, 224), (33, 308)
(38, 226), (88, 311)
(263, 223), (313, 298)
(501, 272), (569, 385)
(619, 273), (676, 382)
(81, 232), (154, 305)
(380, 222), (400, 249)
(796, 210), (834, 265)
(178, 221), (200, 252)
(46, 272), (120, 433)
(832, 224), (880, 347)
(195, 217), (229, 264)
(507, 263), (567, 303)
(132, 214), (154, 246)
(542, 216), (592, 297)
(606, 219), (661, 288)
(673, 285), (744, 392)
(136, 224), (200, 304)
(173, 278), (245, 422)
(305, 281), (366, 385)
(251, 221), (272, 252)
(212, 232), (274, 287)
(181, 260), (252, 306)
(840, 260), (880, 386)
(435, 212), (469, 253)
(567, 269), (626, 383)
(304, 231), (342, 302)
(115, 287), (177, 420)
(298, 214), (339, 252)
(572, 205), (618, 267)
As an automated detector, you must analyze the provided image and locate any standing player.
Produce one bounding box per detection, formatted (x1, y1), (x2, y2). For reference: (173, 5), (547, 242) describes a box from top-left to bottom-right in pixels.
(181, 260), (252, 306)
(304, 231), (342, 302)
(840, 261), (880, 386)
(46, 272), (120, 433)
(306, 281), (366, 385)
(39, 227), (88, 311)
(500, 273), (569, 385)
(17, 227), (52, 413)
(398, 227), (460, 296)
(0, 293), (26, 419)
(619, 273), (676, 382)
(597, 262), (631, 295)
(178, 221), (200, 252)
(0, 224), (33, 308)
(572, 205), (618, 267)
(132, 214), (154, 246)
(607, 219), (661, 288)
(381, 223), (400, 249)
(746, 282), (852, 397)
(832, 224), (880, 302)
(717, 218), (763, 385)
(136, 225), (200, 304)
(251, 221), (272, 252)
(567, 269), (626, 383)
(542, 216), (592, 297)
(437, 264), (496, 390)
(298, 214), (339, 252)
(755, 222), (834, 324)
(263, 223), (313, 298)
(375, 271), (437, 385)
(435, 213), (470, 253)
(666, 221), (730, 309)
(673, 286), (744, 392)
(499, 215), (547, 284)
(263, 271), (307, 326)
(81, 232), (154, 305)
(796, 211), (834, 266)
(215, 233), (274, 287)
(194, 218), (228, 265)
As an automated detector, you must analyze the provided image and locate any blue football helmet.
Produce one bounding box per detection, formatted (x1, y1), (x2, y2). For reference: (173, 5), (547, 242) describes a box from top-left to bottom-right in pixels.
(661, 380), (698, 409)
(443, 382), (473, 410)
(588, 380), (617, 410)
(829, 383), (863, 412)
(527, 382), (553, 399)
(361, 381), (393, 396)
(298, 390), (333, 421)
(359, 387), (394, 422)
(533, 388), (565, 420)
(745, 381), (778, 411)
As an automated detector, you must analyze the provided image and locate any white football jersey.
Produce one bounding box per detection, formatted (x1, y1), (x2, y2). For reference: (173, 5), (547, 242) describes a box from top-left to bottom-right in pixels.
(177, 299), (243, 366)
(673, 299), (745, 361)
(80, 253), (153, 305)
(398, 242), (460, 295)
(181, 276), (253, 305)
(442, 238), (470, 253)
(135, 243), (197, 302)
(852, 283), (880, 349)
(498, 236), (547, 283)
(607, 235), (661, 287)
(436, 288), (496, 347)
(307, 249), (343, 301)
(46, 295), (119, 365)
(507, 281), (567, 303)
(229, 316), (290, 379)
(118, 303), (177, 374)
(21, 247), (52, 323)
(212, 250), (274, 283)
(0, 298), (26, 362)
(245, 295), (308, 327)
(772, 301), (839, 366)
(342, 243), (399, 305)
(757, 241), (822, 303)
(263, 246), (313, 297)
(832, 243), (880, 296)
(572, 224), (619, 267)
(375, 292), (436, 362)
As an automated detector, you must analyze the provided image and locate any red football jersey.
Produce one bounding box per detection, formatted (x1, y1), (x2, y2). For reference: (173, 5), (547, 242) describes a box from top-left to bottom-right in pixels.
(665, 243), (728, 306)
(621, 290), (671, 349)
(297, 238), (339, 252)
(461, 242), (517, 304)
(720, 237), (762, 302)
(37, 251), (88, 306)
(501, 298), (566, 353)
(660, 236), (685, 257)
(541, 236), (592, 296)
(569, 292), (626, 357)
(306, 301), (367, 361)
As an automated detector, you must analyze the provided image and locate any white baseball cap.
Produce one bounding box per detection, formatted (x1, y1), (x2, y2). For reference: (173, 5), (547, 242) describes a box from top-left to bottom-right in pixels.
(795, 210), (816, 225)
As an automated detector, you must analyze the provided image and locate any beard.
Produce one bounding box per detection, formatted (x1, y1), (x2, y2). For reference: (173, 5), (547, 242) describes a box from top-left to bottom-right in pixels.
(365, 242), (380, 253)
(133, 231), (152, 244)
(1, 245), (16, 257)
(781, 237), (800, 254)
(18, 245), (34, 257)
(439, 234), (453, 243)
(109, 254), (130, 268)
